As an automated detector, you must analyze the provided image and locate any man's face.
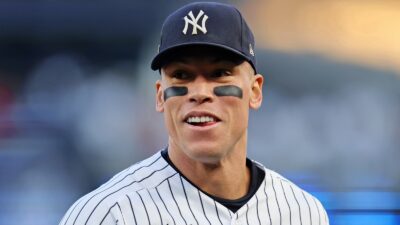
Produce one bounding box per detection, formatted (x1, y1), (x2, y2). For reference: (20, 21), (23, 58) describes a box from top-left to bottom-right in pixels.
(156, 51), (263, 164)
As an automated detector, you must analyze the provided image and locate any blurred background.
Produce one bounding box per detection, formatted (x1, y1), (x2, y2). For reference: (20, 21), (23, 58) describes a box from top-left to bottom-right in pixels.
(0, 0), (399, 224)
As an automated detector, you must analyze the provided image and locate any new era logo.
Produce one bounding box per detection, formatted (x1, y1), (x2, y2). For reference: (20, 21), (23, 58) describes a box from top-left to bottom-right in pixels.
(249, 44), (255, 56)
(183, 10), (208, 35)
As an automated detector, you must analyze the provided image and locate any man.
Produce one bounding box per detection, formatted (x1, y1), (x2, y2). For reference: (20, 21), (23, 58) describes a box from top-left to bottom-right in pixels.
(60, 2), (329, 225)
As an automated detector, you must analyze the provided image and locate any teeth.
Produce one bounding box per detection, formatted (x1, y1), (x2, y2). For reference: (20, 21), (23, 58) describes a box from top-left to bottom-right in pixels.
(187, 116), (215, 123)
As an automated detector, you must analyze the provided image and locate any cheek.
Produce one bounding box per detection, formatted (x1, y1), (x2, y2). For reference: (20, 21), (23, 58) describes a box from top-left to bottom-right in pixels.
(220, 93), (249, 115)
(222, 86), (251, 121)
(163, 103), (177, 122)
(162, 98), (183, 131)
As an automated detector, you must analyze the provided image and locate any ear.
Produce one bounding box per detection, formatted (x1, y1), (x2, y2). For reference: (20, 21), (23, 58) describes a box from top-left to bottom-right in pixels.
(155, 80), (164, 112)
(249, 74), (263, 110)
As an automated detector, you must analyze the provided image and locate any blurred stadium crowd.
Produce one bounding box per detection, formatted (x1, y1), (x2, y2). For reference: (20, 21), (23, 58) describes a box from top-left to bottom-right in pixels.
(0, 1), (399, 225)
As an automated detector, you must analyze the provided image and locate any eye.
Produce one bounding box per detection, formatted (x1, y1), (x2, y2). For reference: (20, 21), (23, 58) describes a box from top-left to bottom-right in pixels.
(211, 69), (232, 78)
(171, 70), (192, 80)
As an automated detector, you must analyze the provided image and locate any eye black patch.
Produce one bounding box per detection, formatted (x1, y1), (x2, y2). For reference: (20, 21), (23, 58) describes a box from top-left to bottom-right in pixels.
(164, 86), (188, 101)
(214, 85), (243, 99)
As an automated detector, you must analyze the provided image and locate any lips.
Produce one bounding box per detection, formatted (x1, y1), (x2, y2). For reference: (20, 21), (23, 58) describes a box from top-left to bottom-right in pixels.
(184, 111), (221, 126)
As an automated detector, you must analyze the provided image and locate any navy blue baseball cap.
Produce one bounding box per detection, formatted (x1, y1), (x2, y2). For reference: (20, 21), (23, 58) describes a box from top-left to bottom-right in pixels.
(151, 2), (257, 73)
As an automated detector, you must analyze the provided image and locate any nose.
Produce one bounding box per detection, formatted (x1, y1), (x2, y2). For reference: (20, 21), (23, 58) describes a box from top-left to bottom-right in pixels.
(188, 77), (213, 104)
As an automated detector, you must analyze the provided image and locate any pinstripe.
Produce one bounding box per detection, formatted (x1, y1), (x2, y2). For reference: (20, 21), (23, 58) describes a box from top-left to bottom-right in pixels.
(271, 174), (281, 225)
(290, 185), (302, 225)
(167, 179), (188, 225)
(66, 172), (125, 225)
(214, 200), (223, 225)
(147, 189), (163, 225)
(255, 195), (261, 225)
(63, 194), (85, 225)
(84, 163), (168, 224)
(156, 186), (176, 225)
(245, 203), (250, 225)
(301, 192), (312, 225)
(154, 172), (178, 188)
(126, 195), (137, 225)
(263, 179), (272, 225)
(61, 153), (329, 225)
(179, 176), (199, 225)
(99, 202), (117, 225)
(198, 190), (212, 225)
(71, 155), (162, 225)
(280, 180), (292, 225)
(137, 191), (151, 225)
(102, 167), (128, 191)
(227, 208), (232, 219)
(116, 202), (126, 225)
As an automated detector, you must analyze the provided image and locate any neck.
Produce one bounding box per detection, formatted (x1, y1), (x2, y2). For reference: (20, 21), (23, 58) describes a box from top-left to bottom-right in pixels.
(167, 136), (250, 200)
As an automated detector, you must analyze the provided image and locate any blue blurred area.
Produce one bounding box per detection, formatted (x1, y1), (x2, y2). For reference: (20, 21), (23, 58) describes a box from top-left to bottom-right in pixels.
(318, 191), (400, 225)
(290, 174), (400, 225)
(0, 1), (399, 225)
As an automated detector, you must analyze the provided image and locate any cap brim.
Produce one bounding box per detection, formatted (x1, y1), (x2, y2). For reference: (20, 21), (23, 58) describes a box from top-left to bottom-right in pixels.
(151, 42), (254, 71)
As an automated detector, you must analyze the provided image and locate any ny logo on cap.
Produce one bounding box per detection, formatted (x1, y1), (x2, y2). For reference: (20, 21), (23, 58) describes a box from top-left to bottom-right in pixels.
(183, 10), (208, 35)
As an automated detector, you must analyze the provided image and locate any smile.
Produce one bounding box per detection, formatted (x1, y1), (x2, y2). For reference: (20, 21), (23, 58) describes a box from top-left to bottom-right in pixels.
(184, 112), (221, 127)
(187, 116), (215, 123)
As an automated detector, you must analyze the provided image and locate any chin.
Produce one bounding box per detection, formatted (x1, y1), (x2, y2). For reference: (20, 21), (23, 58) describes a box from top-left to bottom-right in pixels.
(184, 142), (227, 164)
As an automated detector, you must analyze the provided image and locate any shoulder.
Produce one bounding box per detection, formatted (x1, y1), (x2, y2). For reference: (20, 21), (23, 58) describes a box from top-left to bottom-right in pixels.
(59, 151), (172, 225)
(252, 160), (330, 225)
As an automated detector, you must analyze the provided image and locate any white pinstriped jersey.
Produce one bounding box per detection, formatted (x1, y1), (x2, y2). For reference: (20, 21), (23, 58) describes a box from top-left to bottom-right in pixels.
(60, 151), (329, 225)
